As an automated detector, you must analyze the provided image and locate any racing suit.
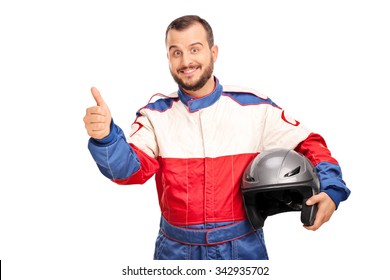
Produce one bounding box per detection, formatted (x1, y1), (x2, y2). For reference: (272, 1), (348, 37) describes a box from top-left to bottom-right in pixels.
(87, 77), (350, 260)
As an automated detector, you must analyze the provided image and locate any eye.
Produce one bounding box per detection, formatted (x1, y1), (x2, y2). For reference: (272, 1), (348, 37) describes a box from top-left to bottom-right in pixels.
(173, 50), (182, 57)
(191, 47), (199, 54)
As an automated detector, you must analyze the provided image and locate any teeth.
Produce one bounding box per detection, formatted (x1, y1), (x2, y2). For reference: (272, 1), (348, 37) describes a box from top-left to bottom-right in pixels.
(182, 67), (197, 74)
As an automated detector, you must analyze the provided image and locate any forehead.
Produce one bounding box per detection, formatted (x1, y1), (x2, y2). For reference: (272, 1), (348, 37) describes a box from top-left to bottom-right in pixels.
(166, 22), (208, 48)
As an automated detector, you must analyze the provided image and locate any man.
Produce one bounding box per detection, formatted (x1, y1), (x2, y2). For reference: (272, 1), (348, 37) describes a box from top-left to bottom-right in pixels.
(83, 15), (350, 260)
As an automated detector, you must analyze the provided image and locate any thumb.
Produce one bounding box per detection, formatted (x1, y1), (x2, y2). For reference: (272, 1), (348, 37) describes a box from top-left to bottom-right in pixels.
(306, 194), (320, 206)
(91, 87), (105, 106)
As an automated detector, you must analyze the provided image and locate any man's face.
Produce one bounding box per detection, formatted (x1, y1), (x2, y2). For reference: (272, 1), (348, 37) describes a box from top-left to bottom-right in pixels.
(166, 23), (218, 95)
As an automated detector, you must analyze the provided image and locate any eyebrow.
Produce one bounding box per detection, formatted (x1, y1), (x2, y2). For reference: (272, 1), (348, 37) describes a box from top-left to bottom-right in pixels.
(168, 42), (204, 51)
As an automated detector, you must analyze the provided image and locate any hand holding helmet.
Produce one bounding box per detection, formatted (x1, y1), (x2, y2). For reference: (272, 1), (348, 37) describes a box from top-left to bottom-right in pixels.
(304, 192), (336, 231)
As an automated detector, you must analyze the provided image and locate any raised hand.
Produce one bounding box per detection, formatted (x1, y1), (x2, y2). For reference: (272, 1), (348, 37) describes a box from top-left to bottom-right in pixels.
(83, 87), (112, 139)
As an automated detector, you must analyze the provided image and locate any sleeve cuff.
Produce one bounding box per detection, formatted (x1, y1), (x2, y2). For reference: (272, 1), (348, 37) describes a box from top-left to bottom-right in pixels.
(89, 119), (117, 146)
(322, 186), (346, 209)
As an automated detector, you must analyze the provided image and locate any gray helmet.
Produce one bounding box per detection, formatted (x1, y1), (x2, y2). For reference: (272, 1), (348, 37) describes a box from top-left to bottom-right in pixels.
(241, 148), (320, 229)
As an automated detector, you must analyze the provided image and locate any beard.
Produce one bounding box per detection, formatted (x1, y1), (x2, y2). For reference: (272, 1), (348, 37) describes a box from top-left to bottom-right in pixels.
(170, 57), (214, 92)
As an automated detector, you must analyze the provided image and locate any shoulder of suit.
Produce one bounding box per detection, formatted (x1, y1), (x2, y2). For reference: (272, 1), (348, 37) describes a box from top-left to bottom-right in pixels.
(222, 85), (268, 100)
(223, 85), (268, 99)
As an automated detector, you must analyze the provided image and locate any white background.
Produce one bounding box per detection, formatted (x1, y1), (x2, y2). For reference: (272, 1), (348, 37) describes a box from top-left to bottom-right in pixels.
(1, 0), (389, 279)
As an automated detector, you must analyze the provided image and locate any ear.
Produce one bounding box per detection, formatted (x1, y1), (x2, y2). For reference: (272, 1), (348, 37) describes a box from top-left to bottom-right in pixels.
(211, 45), (219, 62)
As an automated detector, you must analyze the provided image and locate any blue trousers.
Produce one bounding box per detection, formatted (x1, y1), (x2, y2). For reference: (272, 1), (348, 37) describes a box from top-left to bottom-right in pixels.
(153, 217), (269, 260)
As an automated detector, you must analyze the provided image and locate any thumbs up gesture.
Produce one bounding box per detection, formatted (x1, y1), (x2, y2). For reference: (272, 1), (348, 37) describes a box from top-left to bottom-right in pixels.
(83, 87), (112, 139)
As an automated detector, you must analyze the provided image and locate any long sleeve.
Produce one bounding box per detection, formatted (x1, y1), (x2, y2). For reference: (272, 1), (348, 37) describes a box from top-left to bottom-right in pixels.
(88, 120), (159, 184)
(295, 133), (351, 207)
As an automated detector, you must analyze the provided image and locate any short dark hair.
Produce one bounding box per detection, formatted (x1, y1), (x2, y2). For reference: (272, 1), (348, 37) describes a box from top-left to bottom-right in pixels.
(165, 15), (214, 48)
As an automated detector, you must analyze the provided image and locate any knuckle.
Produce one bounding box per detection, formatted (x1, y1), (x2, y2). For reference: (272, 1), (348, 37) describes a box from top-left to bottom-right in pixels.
(86, 106), (95, 114)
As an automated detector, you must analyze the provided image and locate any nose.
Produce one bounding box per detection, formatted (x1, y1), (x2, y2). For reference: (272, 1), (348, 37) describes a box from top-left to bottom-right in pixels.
(181, 51), (192, 67)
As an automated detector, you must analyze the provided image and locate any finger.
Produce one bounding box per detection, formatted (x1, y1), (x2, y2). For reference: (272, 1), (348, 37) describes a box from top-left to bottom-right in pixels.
(306, 193), (323, 206)
(86, 106), (106, 115)
(303, 211), (323, 231)
(91, 87), (105, 106)
(304, 222), (320, 231)
(89, 122), (107, 131)
(85, 114), (106, 124)
(305, 196), (317, 206)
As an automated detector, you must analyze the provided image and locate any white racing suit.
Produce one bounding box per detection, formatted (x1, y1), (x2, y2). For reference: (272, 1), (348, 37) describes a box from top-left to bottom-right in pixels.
(88, 77), (350, 259)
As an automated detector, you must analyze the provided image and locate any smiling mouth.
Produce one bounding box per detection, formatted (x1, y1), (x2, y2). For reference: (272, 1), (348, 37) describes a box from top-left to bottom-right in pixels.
(179, 66), (200, 75)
